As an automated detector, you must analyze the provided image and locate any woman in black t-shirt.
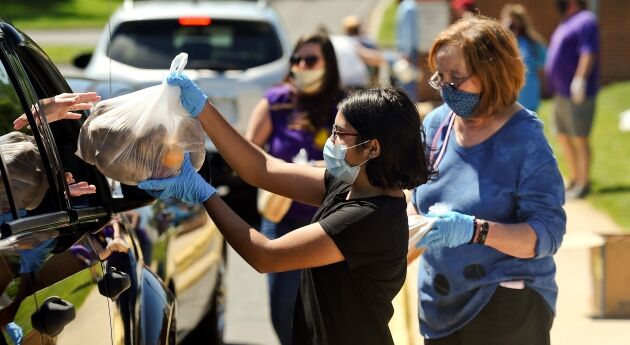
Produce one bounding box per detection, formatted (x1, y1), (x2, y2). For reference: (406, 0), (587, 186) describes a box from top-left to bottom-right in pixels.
(139, 79), (434, 344)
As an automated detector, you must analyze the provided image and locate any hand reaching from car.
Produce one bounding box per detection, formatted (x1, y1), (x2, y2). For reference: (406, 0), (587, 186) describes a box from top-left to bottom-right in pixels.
(13, 92), (101, 130)
(65, 172), (97, 197)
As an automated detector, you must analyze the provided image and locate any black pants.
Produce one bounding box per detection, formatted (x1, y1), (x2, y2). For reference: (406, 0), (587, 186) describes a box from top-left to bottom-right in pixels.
(424, 287), (554, 345)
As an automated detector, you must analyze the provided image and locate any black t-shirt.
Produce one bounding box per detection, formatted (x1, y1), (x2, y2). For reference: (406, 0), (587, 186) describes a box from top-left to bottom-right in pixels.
(292, 171), (408, 345)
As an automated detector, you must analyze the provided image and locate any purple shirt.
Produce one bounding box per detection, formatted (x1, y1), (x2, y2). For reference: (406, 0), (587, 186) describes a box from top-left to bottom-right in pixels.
(545, 10), (600, 97)
(265, 84), (337, 221)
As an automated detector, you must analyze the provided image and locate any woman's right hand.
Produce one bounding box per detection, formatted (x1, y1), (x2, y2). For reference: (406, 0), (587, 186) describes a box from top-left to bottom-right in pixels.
(166, 72), (208, 118)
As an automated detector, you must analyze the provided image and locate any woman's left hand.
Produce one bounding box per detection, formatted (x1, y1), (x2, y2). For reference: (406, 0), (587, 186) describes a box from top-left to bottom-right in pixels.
(138, 153), (216, 204)
(419, 211), (475, 248)
(13, 92), (101, 130)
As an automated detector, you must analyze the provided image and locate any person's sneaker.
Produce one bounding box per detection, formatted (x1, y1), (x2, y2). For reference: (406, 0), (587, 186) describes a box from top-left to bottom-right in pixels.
(566, 183), (590, 199)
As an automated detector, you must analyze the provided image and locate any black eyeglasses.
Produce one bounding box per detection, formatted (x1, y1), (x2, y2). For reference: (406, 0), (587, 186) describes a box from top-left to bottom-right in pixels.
(428, 71), (471, 91)
(290, 54), (321, 68)
(331, 125), (358, 141)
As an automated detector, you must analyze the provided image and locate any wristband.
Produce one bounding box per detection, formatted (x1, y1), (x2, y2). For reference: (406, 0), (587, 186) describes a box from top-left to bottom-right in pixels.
(476, 220), (489, 245)
(470, 218), (478, 243)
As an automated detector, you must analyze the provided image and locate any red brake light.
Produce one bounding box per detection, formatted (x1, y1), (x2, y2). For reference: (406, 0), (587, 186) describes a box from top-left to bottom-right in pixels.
(178, 17), (212, 26)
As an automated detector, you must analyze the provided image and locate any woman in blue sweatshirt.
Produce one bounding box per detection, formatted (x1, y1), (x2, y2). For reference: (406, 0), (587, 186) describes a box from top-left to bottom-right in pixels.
(408, 16), (566, 344)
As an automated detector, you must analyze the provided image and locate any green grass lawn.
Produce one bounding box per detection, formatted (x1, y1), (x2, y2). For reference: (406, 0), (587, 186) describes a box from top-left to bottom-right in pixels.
(40, 45), (94, 65)
(2, 0), (122, 29)
(537, 82), (630, 231)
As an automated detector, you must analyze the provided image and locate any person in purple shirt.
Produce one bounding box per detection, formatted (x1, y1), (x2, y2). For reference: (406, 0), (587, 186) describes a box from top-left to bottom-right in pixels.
(545, 0), (600, 199)
(245, 31), (344, 345)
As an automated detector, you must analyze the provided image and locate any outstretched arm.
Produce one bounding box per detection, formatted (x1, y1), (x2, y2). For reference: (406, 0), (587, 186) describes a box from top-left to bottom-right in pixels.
(14, 92), (101, 130)
(169, 74), (327, 207)
(204, 194), (343, 273)
(139, 155), (344, 273)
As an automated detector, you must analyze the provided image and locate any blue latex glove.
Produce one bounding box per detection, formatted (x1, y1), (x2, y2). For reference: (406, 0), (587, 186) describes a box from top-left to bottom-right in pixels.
(418, 210), (475, 248)
(138, 153), (216, 204)
(5, 322), (23, 345)
(166, 72), (208, 117)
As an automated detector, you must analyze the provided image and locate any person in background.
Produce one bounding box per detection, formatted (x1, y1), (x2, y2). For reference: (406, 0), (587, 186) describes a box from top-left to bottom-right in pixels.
(140, 81), (433, 344)
(545, 0), (600, 199)
(244, 31), (343, 345)
(396, 0), (419, 102)
(408, 16), (565, 344)
(451, 0), (477, 20)
(341, 15), (384, 86)
(501, 3), (547, 112)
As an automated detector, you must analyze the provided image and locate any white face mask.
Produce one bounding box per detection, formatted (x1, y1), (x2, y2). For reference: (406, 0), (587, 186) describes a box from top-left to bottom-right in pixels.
(323, 137), (371, 185)
(291, 68), (325, 94)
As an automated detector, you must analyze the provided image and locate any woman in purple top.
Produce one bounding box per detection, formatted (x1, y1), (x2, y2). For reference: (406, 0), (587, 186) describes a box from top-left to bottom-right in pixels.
(245, 31), (344, 345)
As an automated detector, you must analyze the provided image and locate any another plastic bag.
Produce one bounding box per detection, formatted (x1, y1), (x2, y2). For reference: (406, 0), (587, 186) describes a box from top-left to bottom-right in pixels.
(76, 53), (205, 185)
(408, 215), (435, 251)
(0, 132), (48, 210)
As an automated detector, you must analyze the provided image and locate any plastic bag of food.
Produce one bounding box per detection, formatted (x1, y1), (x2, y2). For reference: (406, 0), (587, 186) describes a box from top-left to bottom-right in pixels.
(76, 53), (205, 185)
(0, 132), (48, 210)
(408, 215), (435, 251)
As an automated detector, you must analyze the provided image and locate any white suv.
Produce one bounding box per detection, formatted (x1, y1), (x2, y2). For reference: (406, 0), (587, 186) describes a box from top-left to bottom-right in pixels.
(77, 0), (290, 138)
(74, 0), (291, 224)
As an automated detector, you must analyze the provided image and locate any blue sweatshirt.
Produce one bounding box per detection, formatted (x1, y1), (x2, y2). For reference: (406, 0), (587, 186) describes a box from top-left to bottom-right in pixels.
(412, 104), (566, 339)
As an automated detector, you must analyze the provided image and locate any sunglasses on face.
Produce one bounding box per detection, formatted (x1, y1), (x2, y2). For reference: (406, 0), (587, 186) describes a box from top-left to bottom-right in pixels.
(290, 54), (321, 68)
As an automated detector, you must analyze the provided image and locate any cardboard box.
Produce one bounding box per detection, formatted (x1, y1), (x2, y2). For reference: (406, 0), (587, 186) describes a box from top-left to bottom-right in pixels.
(590, 234), (630, 318)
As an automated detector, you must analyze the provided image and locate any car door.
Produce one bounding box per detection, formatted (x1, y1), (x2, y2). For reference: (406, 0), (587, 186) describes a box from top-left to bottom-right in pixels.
(0, 23), (114, 345)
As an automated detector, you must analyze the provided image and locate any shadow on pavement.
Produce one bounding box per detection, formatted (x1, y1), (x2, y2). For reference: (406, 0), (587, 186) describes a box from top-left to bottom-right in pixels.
(592, 185), (630, 195)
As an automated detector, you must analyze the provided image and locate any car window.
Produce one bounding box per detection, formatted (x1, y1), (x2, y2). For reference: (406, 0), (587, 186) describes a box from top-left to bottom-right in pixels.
(0, 59), (53, 224)
(108, 19), (283, 70)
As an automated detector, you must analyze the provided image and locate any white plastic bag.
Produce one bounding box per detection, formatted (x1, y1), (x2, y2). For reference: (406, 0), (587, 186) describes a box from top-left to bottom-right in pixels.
(408, 214), (435, 251)
(0, 132), (48, 210)
(76, 53), (205, 185)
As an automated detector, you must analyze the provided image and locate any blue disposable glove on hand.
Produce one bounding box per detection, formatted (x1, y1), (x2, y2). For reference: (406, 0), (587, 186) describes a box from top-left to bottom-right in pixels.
(5, 322), (23, 345)
(138, 153), (216, 204)
(166, 72), (208, 117)
(418, 210), (474, 249)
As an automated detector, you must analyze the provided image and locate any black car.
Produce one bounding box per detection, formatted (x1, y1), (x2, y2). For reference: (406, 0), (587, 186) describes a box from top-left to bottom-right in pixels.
(0, 21), (225, 345)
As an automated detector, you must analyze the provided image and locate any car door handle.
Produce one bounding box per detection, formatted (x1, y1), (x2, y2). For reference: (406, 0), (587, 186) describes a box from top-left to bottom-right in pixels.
(31, 296), (76, 336)
(98, 266), (131, 301)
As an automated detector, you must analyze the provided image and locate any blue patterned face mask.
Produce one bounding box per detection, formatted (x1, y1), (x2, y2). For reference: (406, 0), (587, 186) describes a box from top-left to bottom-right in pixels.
(323, 137), (371, 185)
(440, 85), (480, 118)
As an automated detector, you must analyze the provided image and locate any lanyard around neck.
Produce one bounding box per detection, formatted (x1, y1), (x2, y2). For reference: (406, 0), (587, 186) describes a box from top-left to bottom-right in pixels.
(430, 112), (455, 170)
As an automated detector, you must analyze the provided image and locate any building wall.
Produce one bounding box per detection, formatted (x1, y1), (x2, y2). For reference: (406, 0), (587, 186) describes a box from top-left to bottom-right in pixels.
(474, 0), (630, 86)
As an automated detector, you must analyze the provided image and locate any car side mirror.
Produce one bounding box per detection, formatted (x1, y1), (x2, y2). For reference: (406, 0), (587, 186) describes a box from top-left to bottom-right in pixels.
(72, 53), (92, 69)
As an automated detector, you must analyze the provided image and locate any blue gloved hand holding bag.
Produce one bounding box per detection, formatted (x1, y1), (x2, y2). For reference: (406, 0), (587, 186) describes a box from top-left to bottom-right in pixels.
(166, 72), (207, 118)
(418, 210), (475, 248)
(139, 153), (216, 204)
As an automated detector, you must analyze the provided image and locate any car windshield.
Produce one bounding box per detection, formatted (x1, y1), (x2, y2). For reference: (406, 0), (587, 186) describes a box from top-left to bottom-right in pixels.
(108, 18), (283, 70)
